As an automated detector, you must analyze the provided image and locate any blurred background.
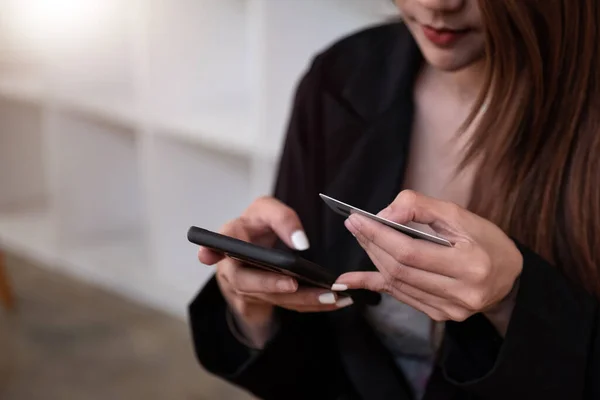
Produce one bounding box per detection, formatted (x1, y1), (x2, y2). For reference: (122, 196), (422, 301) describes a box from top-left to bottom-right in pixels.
(0, 0), (395, 398)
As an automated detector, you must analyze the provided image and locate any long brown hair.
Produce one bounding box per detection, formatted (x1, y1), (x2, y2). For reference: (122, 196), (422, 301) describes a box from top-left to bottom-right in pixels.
(463, 0), (600, 295)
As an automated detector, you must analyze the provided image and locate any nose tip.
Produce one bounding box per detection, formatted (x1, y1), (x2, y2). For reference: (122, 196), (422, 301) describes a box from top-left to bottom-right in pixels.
(416, 0), (464, 12)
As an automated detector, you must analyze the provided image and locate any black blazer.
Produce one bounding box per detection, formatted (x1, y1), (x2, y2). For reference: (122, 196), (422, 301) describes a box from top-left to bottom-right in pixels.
(188, 22), (600, 400)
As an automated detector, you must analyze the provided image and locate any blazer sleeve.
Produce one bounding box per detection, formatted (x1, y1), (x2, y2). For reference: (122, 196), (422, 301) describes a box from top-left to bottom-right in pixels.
(187, 54), (348, 400)
(439, 244), (600, 399)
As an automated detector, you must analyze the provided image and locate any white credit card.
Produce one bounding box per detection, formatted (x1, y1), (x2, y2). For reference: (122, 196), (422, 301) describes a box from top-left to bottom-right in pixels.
(319, 193), (453, 247)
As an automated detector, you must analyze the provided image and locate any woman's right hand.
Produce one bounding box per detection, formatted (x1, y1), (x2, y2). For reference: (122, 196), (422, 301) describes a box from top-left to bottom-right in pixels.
(197, 196), (353, 349)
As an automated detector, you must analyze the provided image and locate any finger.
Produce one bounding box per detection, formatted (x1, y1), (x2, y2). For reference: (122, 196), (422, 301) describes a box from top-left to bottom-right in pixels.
(243, 197), (309, 251)
(398, 283), (472, 322)
(335, 271), (449, 321)
(197, 220), (250, 265)
(280, 303), (351, 313)
(221, 261), (299, 294)
(379, 190), (454, 226)
(239, 298), (350, 313)
(254, 287), (352, 308)
(334, 271), (389, 292)
(357, 235), (457, 298)
(378, 190), (471, 241)
(345, 214), (462, 278)
(198, 246), (225, 265)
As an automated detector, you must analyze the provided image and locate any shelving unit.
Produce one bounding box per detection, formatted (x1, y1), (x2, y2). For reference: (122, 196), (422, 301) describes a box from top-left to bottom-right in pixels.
(0, 0), (394, 317)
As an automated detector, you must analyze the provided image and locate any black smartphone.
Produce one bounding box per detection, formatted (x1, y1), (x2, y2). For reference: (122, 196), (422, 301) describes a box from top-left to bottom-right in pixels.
(187, 226), (380, 306)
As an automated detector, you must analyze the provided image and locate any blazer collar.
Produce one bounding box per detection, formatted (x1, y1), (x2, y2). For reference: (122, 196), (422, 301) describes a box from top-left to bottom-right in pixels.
(341, 22), (423, 121)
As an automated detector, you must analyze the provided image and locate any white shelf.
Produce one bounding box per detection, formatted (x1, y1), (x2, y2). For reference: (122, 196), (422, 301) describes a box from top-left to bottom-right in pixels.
(53, 93), (279, 159)
(0, 207), (146, 283)
(54, 92), (140, 129)
(0, 208), (59, 267)
(0, 78), (280, 160)
(0, 77), (138, 129)
(45, 110), (144, 241)
(0, 77), (46, 104)
(152, 107), (278, 160)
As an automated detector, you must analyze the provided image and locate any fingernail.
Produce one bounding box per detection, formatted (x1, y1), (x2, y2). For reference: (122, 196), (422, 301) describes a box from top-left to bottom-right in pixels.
(348, 214), (362, 229)
(276, 279), (295, 292)
(344, 218), (358, 235)
(318, 292), (336, 304)
(291, 230), (310, 251)
(344, 219), (356, 236)
(336, 297), (354, 308)
(331, 284), (348, 291)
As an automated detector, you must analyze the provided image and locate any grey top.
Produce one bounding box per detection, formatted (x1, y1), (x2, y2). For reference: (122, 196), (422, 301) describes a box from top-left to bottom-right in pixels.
(364, 294), (438, 400)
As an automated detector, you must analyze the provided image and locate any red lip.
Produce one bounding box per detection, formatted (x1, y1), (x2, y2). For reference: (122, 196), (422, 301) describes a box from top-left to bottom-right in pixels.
(422, 25), (470, 47)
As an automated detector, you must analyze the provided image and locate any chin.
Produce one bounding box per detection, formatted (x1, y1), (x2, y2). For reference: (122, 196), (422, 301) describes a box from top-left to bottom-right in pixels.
(422, 48), (484, 72)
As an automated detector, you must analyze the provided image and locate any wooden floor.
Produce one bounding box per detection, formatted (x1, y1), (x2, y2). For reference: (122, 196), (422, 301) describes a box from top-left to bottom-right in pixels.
(0, 253), (254, 400)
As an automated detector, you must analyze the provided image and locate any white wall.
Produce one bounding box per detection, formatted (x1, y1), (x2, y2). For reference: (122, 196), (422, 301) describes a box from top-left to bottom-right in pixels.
(0, 0), (396, 317)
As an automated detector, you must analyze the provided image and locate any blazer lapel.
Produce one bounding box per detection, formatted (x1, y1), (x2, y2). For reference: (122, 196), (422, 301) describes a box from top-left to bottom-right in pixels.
(322, 104), (414, 274)
(321, 24), (422, 277)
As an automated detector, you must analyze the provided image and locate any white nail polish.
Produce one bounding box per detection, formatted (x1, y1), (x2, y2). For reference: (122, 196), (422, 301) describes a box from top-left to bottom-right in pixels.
(291, 230), (310, 251)
(331, 284), (348, 291)
(318, 292), (336, 304)
(336, 297), (354, 308)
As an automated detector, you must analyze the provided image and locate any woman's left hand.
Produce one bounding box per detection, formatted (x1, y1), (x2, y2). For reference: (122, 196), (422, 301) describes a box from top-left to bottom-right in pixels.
(334, 190), (523, 335)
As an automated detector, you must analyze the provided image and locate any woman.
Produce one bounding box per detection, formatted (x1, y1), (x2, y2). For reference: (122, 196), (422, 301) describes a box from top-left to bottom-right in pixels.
(189, 1), (600, 399)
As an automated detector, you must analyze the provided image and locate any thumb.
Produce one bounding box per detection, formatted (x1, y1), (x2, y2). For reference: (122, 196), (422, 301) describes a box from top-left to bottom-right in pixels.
(244, 197), (310, 251)
(378, 190), (462, 235)
(333, 271), (388, 293)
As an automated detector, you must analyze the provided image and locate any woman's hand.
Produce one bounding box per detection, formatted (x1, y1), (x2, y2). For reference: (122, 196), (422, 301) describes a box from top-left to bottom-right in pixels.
(198, 197), (353, 349)
(333, 190), (523, 336)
